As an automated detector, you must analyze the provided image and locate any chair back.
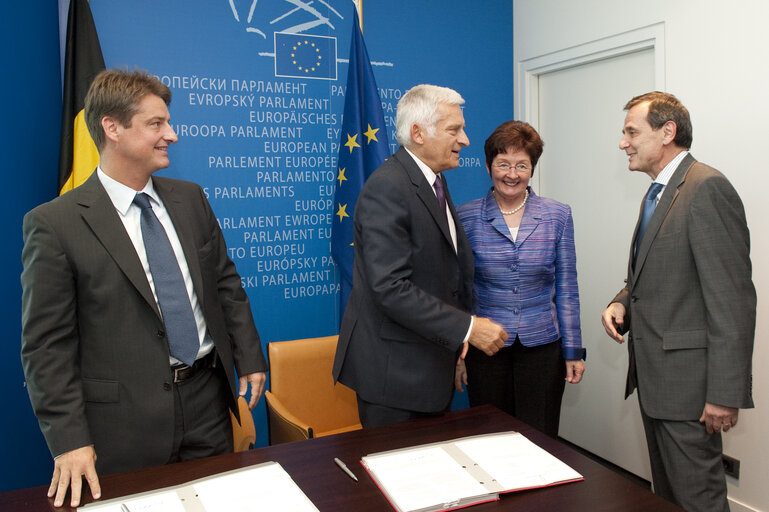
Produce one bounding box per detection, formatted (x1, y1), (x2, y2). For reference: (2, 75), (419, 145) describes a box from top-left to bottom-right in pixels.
(266, 335), (360, 444)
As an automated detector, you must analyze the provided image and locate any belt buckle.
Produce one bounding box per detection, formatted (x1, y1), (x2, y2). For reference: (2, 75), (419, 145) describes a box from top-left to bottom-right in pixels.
(172, 364), (189, 383)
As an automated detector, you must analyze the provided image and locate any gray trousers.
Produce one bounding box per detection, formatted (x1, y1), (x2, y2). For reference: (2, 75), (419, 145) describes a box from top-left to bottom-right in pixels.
(641, 407), (729, 512)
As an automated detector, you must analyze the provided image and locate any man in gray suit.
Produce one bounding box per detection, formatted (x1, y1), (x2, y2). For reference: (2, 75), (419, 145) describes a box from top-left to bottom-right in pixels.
(601, 91), (755, 511)
(21, 69), (267, 508)
(333, 84), (507, 428)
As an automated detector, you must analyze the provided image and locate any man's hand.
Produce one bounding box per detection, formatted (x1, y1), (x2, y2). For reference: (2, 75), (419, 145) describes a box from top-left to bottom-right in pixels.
(48, 446), (100, 508)
(699, 402), (739, 434)
(454, 357), (467, 392)
(601, 302), (627, 343)
(565, 360), (585, 384)
(467, 317), (507, 356)
(239, 371), (267, 410)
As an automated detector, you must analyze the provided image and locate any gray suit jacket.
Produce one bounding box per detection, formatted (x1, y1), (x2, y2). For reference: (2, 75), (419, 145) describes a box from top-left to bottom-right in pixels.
(613, 153), (755, 420)
(332, 147), (474, 412)
(21, 172), (266, 474)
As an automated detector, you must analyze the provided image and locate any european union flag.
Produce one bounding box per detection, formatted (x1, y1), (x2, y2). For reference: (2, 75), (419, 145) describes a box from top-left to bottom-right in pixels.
(331, 7), (389, 322)
(274, 32), (337, 80)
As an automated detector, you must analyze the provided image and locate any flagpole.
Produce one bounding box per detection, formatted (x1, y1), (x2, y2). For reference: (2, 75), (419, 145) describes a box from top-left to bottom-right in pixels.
(354, 0), (362, 30)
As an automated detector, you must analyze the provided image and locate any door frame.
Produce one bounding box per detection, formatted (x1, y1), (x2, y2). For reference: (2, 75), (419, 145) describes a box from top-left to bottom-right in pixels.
(515, 22), (666, 155)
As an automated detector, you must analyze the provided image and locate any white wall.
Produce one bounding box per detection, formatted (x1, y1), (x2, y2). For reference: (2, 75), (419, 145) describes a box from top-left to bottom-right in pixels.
(514, 1), (769, 511)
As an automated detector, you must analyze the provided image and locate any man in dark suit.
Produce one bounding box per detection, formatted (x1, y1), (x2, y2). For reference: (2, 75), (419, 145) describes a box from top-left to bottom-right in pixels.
(333, 84), (507, 428)
(21, 69), (267, 508)
(601, 91), (755, 511)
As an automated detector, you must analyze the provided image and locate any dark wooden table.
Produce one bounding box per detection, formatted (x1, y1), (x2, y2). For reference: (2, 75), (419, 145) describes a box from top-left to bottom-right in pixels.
(0, 405), (683, 511)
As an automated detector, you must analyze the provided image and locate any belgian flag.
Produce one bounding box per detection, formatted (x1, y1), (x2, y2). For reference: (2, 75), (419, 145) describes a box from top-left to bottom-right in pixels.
(58, 0), (105, 195)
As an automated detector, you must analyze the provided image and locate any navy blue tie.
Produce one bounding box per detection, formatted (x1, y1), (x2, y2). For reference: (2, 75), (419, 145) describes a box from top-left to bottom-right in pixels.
(634, 182), (664, 265)
(134, 193), (199, 366)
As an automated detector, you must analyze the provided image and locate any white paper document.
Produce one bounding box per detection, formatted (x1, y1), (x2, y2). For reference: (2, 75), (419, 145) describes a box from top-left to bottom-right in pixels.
(455, 432), (583, 491)
(362, 431), (583, 512)
(80, 461), (317, 512)
(362, 445), (491, 512)
(79, 491), (185, 512)
(194, 463), (318, 512)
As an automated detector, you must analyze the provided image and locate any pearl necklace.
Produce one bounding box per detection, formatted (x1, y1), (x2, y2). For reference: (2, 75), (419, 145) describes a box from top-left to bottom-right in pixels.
(495, 189), (529, 215)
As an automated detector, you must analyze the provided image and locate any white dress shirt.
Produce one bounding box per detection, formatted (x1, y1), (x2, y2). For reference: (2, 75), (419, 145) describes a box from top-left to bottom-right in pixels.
(97, 168), (213, 364)
(651, 150), (689, 202)
(404, 147), (458, 252)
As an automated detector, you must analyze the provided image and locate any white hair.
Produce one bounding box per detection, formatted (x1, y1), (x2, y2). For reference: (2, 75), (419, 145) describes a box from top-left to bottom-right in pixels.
(395, 84), (465, 147)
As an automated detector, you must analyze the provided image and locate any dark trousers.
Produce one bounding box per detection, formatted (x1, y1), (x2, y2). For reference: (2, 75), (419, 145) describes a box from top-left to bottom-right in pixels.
(465, 338), (565, 437)
(167, 361), (233, 463)
(640, 407), (728, 512)
(356, 396), (446, 428)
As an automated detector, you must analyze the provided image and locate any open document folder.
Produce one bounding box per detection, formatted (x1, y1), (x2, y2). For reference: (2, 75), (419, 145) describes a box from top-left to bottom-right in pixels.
(79, 461), (318, 512)
(361, 431), (583, 512)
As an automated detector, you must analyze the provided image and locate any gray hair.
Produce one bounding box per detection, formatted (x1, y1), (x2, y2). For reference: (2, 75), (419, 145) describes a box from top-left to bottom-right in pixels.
(395, 84), (465, 147)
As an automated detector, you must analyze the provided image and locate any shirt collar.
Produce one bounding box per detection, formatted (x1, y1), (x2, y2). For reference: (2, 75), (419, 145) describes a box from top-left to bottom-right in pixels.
(404, 147), (439, 186)
(654, 150), (689, 186)
(97, 167), (157, 215)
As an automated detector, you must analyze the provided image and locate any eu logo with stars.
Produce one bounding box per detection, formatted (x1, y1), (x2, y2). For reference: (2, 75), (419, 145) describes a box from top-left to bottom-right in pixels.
(274, 32), (337, 80)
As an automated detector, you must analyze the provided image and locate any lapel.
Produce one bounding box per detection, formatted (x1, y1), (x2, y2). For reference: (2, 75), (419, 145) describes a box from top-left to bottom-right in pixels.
(484, 188), (512, 242)
(153, 177), (207, 311)
(395, 148), (456, 251)
(631, 153), (696, 281)
(77, 172), (161, 319)
(514, 188), (542, 245)
(483, 187), (541, 246)
(628, 198), (644, 274)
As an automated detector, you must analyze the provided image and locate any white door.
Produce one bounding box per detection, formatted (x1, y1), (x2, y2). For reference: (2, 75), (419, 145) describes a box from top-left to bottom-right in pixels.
(536, 48), (654, 480)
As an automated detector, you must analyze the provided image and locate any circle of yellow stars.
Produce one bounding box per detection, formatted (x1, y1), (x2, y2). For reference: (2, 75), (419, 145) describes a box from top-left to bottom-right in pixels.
(291, 40), (322, 73)
(336, 124), (381, 224)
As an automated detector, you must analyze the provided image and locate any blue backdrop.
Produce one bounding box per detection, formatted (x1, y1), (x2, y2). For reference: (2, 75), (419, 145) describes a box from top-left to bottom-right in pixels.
(1, 0), (512, 491)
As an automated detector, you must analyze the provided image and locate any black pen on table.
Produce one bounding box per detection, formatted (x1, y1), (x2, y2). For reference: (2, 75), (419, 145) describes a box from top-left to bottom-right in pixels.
(334, 457), (358, 482)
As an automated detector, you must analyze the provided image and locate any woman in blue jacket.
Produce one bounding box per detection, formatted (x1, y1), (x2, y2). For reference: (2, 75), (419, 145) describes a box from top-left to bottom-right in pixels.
(456, 121), (585, 437)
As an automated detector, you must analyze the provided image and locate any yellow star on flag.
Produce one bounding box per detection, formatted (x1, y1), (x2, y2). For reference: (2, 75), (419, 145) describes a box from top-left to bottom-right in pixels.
(344, 133), (361, 153)
(337, 167), (347, 186)
(364, 124), (380, 144)
(336, 203), (350, 222)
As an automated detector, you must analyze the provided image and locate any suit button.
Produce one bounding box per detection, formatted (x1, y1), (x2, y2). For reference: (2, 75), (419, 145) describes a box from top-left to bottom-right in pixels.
(163, 382), (171, 391)
(631, 296), (638, 302)
(156, 329), (165, 338)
